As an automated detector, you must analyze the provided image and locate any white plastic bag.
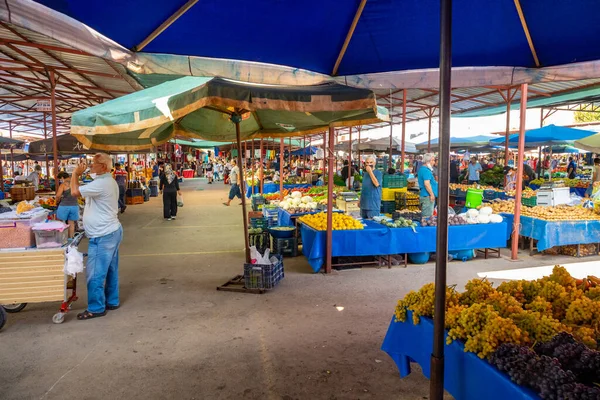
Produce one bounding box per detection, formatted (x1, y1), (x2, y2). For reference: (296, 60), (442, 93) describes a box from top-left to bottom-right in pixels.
(64, 247), (84, 277)
(177, 194), (184, 207)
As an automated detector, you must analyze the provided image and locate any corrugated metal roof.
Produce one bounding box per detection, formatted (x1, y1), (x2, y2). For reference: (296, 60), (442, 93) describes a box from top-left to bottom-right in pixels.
(0, 21), (141, 139)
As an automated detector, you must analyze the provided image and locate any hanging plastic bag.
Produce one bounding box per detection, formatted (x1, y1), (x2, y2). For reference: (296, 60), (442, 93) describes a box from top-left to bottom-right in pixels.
(64, 247), (84, 277)
(177, 194), (184, 207)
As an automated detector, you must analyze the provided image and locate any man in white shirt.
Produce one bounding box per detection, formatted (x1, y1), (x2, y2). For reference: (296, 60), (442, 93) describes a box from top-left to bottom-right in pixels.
(223, 159), (242, 206)
(27, 164), (42, 189)
(70, 153), (123, 320)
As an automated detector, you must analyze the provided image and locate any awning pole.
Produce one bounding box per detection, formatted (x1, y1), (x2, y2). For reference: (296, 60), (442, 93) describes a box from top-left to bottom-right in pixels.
(43, 114), (49, 180)
(430, 0), (452, 397)
(357, 127), (361, 168)
(259, 138), (264, 194)
(389, 93), (393, 169)
(9, 121), (14, 176)
(233, 115), (251, 263)
(279, 138), (284, 200)
(49, 71), (59, 179)
(504, 89), (511, 167)
(325, 125), (335, 274)
(303, 135), (307, 180)
(428, 108), (433, 153)
(348, 127), (353, 190)
(288, 137), (292, 170)
(251, 139), (255, 195)
(401, 90), (407, 173)
(0, 155), (3, 193)
(511, 84), (528, 260)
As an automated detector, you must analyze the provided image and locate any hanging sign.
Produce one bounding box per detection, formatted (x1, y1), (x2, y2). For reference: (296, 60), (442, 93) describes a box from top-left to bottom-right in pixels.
(35, 99), (51, 112)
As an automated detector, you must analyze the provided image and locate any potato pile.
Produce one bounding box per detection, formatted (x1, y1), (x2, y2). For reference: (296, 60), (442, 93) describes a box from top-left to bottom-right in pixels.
(488, 200), (600, 221)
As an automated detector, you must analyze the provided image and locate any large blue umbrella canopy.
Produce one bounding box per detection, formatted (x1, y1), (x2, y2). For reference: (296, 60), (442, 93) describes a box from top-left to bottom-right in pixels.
(542, 145), (585, 154)
(489, 124), (596, 147)
(35, 0), (600, 76)
(291, 146), (319, 156)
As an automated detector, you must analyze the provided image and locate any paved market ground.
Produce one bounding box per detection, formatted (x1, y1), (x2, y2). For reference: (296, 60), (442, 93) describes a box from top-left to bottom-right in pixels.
(2, 179), (597, 400)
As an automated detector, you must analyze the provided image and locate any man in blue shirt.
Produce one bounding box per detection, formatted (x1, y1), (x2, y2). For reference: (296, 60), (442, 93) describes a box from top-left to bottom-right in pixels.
(567, 157), (577, 179)
(359, 156), (383, 219)
(467, 157), (482, 184)
(418, 153), (438, 217)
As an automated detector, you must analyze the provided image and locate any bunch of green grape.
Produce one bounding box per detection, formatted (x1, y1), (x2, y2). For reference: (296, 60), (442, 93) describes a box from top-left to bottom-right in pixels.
(483, 291), (524, 318)
(565, 297), (600, 326)
(511, 310), (568, 344)
(395, 283), (460, 325)
(551, 289), (584, 321)
(447, 304), (525, 358)
(524, 296), (553, 317)
(497, 280), (542, 304)
(546, 265), (577, 291)
(538, 280), (567, 303)
(585, 287), (600, 301)
(459, 278), (495, 306)
(572, 326), (598, 349)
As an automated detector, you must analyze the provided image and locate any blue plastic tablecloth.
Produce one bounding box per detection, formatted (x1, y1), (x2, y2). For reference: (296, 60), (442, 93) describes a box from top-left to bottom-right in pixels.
(300, 220), (509, 272)
(570, 187), (587, 197)
(381, 313), (537, 400)
(501, 213), (600, 251)
(246, 183), (312, 197)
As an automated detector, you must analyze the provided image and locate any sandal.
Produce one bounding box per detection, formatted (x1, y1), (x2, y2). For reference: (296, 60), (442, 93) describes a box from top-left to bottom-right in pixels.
(106, 305), (120, 311)
(77, 310), (106, 320)
(222, 202), (229, 206)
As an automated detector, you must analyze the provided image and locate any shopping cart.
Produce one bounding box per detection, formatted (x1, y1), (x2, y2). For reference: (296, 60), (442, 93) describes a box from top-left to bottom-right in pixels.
(0, 233), (85, 330)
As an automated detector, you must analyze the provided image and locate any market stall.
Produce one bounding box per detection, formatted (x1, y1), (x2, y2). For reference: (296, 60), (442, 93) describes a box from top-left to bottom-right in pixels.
(245, 183), (312, 198)
(300, 219), (509, 273)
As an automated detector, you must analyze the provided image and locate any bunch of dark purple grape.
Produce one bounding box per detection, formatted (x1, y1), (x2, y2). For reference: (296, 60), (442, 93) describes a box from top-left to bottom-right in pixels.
(534, 332), (600, 386)
(489, 344), (584, 399)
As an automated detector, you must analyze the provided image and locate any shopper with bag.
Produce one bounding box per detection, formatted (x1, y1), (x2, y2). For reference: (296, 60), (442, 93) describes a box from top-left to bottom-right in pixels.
(70, 153), (123, 320)
(159, 164), (181, 221)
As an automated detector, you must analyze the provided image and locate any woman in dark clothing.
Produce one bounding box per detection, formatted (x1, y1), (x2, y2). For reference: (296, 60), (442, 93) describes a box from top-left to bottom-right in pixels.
(159, 164), (181, 221)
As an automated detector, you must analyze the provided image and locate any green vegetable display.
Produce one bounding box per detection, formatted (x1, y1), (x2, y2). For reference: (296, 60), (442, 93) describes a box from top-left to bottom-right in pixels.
(379, 217), (417, 232)
(479, 166), (504, 187)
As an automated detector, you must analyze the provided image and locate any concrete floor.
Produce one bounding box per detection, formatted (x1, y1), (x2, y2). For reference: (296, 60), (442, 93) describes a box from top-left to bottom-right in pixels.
(1, 178), (594, 400)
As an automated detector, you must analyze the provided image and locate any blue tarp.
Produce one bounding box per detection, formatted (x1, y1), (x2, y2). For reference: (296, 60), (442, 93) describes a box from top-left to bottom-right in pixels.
(290, 146), (318, 156)
(489, 125), (596, 147)
(381, 313), (537, 400)
(300, 220), (509, 273)
(37, 1), (600, 75)
(501, 213), (600, 251)
(245, 183), (312, 198)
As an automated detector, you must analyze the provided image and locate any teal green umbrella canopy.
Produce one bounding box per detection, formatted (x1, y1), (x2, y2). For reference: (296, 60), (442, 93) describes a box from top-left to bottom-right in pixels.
(71, 77), (388, 151)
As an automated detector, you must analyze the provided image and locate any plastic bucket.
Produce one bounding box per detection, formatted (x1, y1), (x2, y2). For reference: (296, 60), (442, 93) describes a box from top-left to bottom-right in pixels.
(465, 188), (483, 209)
(408, 252), (430, 264)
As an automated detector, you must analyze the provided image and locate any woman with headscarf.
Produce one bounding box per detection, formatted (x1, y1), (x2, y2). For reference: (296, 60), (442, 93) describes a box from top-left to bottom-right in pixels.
(159, 164), (181, 221)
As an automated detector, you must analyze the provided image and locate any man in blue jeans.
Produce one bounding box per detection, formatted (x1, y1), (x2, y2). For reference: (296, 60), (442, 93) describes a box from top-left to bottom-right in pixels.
(223, 159), (242, 206)
(70, 153), (123, 320)
(418, 153), (438, 217)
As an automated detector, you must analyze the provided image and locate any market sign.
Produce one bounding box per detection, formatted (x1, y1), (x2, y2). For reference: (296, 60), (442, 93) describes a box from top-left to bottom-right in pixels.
(35, 99), (51, 112)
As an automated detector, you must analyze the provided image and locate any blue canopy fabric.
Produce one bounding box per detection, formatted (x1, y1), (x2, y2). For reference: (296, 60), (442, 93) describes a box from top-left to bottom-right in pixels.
(291, 146), (319, 156)
(542, 145), (584, 154)
(35, 0), (600, 76)
(489, 124), (596, 147)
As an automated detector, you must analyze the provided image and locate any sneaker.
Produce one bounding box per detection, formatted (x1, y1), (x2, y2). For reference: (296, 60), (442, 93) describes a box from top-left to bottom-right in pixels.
(165, 217), (172, 221)
(171, 216), (176, 220)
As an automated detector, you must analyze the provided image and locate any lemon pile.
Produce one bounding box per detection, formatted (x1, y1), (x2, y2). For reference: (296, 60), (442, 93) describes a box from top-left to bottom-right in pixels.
(299, 212), (364, 231)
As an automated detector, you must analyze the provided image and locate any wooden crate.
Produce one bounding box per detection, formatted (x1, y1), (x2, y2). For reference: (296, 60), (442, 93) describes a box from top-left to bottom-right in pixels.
(126, 196), (144, 205)
(0, 248), (65, 304)
(10, 186), (35, 201)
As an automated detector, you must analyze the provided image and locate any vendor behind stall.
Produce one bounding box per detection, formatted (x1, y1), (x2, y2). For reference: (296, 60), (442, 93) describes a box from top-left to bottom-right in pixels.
(359, 156), (382, 219)
(418, 153), (438, 218)
(504, 166), (517, 191)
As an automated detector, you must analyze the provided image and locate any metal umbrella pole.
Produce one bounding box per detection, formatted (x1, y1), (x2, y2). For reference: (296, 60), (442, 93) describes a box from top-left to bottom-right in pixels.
(232, 114), (250, 263)
(430, 0), (452, 397)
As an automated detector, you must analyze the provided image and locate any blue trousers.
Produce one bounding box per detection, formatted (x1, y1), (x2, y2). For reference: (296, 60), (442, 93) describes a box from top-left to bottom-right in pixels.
(86, 226), (123, 313)
(118, 184), (125, 210)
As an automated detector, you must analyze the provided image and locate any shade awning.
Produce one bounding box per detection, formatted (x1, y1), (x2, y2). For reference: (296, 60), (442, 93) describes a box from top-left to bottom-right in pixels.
(28, 134), (91, 154)
(416, 135), (496, 151)
(70, 76), (387, 151)
(490, 124), (596, 147)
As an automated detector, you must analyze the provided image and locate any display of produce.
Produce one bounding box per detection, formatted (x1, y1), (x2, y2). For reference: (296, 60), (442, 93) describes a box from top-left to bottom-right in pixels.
(421, 214), (467, 226)
(489, 341), (600, 399)
(544, 244), (598, 257)
(38, 197), (57, 210)
(298, 212), (364, 231)
(489, 200), (600, 221)
(16, 201), (34, 214)
(247, 227), (264, 234)
(395, 266), (600, 361)
(479, 166), (505, 187)
(377, 217), (417, 231)
(396, 209), (421, 221)
(278, 191), (319, 212)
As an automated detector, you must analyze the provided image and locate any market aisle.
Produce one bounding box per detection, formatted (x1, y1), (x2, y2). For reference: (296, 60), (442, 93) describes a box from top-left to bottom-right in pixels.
(1, 177), (588, 400)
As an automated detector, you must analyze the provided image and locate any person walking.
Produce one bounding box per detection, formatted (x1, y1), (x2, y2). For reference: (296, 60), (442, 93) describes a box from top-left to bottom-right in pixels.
(70, 153), (123, 320)
(113, 162), (128, 214)
(223, 159), (242, 206)
(359, 156), (382, 219)
(159, 164), (181, 221)
(418, 153), (438, 218)
(55, 172), (80, 238)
